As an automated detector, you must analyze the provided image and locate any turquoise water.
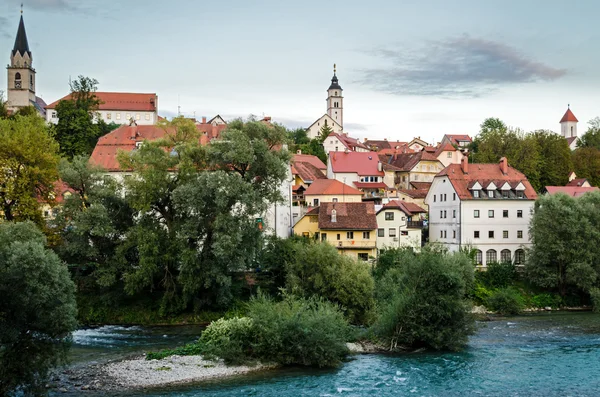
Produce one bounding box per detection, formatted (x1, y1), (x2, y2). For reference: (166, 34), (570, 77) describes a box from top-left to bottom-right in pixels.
(65, 313), (600, 396)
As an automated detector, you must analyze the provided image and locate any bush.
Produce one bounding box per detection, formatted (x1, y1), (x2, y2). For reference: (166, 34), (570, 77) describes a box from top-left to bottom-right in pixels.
(197, 317), (255, 364)
(477, 261), (517, 289)
(469, 280), (494, 306)
(372, 246), (475, 351)
(529, 293), (562, 309)
(286, 242), (375, 325)
(487, 288), (525, 315)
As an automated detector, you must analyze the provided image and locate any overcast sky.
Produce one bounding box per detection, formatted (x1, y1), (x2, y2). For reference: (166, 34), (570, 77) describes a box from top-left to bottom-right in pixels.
(1, 0), (598, 144)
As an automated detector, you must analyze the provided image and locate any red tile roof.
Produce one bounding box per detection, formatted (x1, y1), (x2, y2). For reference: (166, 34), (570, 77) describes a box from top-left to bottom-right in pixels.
(379, 200), (426, 216)
(566, 178), (590, 187)
(560, 108), (578, 123)
(410, 182), (432, 190)
(434, 142), (457, 157)
(291, 161), (326, 183)
(329, 133), (369, 152)
(318, 202), (377, 230)
(292, 154), (326, 170)
(445, 134), (472, 144)
(353, 182), (387, 189)
(304, 179), (363, 196)
(90, 122), (227, 171)
(379, 150), (440, 172)
(566, 136), (578, 147)
(437, 161), (538, 200)
(329, 151), (384, 176)
(546, 186), (599, 197)
(46, 92), (158, 112)
(397, 189), (429, 199)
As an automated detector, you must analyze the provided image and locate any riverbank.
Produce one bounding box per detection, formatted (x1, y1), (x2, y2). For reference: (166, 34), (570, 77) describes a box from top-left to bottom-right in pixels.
(53, 355), (273, 393)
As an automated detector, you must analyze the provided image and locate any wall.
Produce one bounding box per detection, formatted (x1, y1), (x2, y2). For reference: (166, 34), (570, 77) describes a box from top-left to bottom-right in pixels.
(376, 209), (422, 250)
(306, 114), (343, 140)
(304, 193), (362, 206)
(438, 150), (464, 167)
(47, 110), (157, 125)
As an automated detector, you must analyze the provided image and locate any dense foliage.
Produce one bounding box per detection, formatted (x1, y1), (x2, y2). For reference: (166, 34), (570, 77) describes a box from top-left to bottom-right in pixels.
(372, 246), (475, 351)
(0, 222), (77, 396)
(486, 287), (525, 315)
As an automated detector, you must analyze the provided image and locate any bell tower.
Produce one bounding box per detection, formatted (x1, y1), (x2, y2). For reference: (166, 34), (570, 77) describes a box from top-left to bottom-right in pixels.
(7, 8), (36, 112)
(559, 105), (578, 138)
(326, 64), (343, 128)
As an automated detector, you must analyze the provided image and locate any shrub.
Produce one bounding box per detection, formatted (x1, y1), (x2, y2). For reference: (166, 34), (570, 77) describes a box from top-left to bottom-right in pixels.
(469, 280), (494, 306)
(197, 317), (255, 364)
(487, 288), (525, 315)
(477, 261), (517, 289)
(529, 293), (562, 309)
(286, 242), (375, 325)
(372, 246), (475, 351)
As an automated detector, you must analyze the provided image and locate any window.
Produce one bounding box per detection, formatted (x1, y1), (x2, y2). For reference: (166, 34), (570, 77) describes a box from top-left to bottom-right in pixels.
(444, 210), (447, 218)
(15, 72), (21, 80)
(474, 231), (480, 238)
(106, 113), (112, 120)
(440, 230), (444, 238)
(488, 190), (494, 198)
(347, 232), (354, 239)
(30, 74), (33, 88)
(517, 230), (523, 238)
(473, 190), (480, 198)
(444, 230), (447, 238)
(440, 210), (443, 218)
(488, 210), (494, 218)
(515, 249), (525, 265)
(302, 232), (309, 238)
(363, 231), (370, 239)
(502, 191), (509, 198)
(453, 193), (456, 201)
(358, 253), (369, 261)
(453, 210), (456, 219)
(135, 114), (141, 120)
(517, 210), (523, 218)
(378, 228), (384, 237)
(385, 212), (394, 221)
(501, 249), (512, 263)
(314, 232), (320, 240)
(447, 152), (452, 158)
(389, 228), (397, 237)
(126, 113), (131, 120)
(145, 113), (150, 121)
(489, 230), (494, 238)
(414, 174), (419, 181)
(401, 230), (408, 236)
(476, 250), (483, 265)
(321, 233), (327, 241)
(337, 234), (341, 240)
(486, 249), (497, 264)
(51, 111), (57, 118)
(116, 113), (121, 120)
(434, 195), (436, 202)
(335, 147), (338, 151)
(330, 140), (333, 144)
(503, 210), (509, 218)
(503, 230), (508, 239)
(517, 191), (524, 199)
(474, 210), (480, 218)
(313, 199), (319, 207)
(453, 230), (456, 238)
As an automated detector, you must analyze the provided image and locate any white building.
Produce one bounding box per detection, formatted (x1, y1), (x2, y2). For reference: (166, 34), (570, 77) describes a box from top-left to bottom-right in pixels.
(560, 106), (579, 150)
(425, 156), (538, 266)
(323, 132), (369, 153)
(306, 65), (344, 140)
(376, 200), (426, 251)
(45, 92), (159, 125)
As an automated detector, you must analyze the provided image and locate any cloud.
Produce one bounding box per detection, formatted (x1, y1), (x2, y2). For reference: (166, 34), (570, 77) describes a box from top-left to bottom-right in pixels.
(358, 35), (567, 98)
(0, 16), (10, 38)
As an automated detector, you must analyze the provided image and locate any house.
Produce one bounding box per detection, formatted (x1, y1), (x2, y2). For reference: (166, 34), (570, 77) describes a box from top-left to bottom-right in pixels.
(376, 200), (426, 251)
(364, 139), (408, 152)
(396, 189), (430, 210)
(46, 92), (159, 125)
(379, 149), (445, 190)
(327, 151), (386, 200)
(306, 65), (345, 140)
(425, 156), (537, 267)
(407, 137), (430, 152)
(291, 153), (327, 187)
(293, 202), (378, 260)
(545, 172), (598, 197)
(560, 106), (579, 150)
(323, 132), (369, 153)
(40, 181), (75, 220)
(304, 179), (363, 207)
(441, 134), (472, 149)
(435, 141), (464, 167)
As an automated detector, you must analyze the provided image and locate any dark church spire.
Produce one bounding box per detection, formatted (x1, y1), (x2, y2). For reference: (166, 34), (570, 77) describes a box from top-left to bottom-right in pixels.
(12, 14), (31, 58)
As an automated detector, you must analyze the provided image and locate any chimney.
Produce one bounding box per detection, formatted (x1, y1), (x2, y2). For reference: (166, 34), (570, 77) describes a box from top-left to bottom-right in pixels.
(499, 157), (508, 175)
(461, 156), (469, 174)
(202, 116), (207, 124)
(296, 149), (302, 155)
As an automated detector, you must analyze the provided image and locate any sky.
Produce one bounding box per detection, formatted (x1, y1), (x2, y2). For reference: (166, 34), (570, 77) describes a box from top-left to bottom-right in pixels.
(1, 0), (599, 144)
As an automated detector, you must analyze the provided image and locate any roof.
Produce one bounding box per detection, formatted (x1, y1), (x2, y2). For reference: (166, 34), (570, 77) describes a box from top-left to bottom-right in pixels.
(560, 108), (578, 123)
(329, 151), (384, 176)
(410, 182), (432, 190)
(353, 182), (387, 189)
(378, 200), (426, 216)
(437, 161), (538, 200)
(379, 150), (440, 172)
(329, 132), (369, 152)
(397, 189), (429, 199)
(292, 154), (326, 170)
(434, 142), (457, 157)
(566, 136), (578, 147)
(318, 202), (377, 230)
(89, 122), (227, 171)
(328, 73), (342, 91)
(291, 161), (326, 183)
(445, 134), (472, 144)
(46, 92), (158, 112)
(546, 186), (599, 197)
(32, 96), (47, 117)
(12, 15), (30, 58)
(304, 179), (363, 196)
(566, 178), (590, 187)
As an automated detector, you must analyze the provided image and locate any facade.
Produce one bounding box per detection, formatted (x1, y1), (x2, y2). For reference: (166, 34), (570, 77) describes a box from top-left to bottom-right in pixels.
(306, 65), (344, 140)
(46, 92), (159, 125)
(560, 106), (579, 150)
(323, 132), (369, 153)
(379, 150), (445, 190)
(327, 151), (386, 196)
(407, 137), (429, 152)
(304, 179), (363, 207)
(293, 202), (378, 260)
(425, 157), (537, 266)
(6, 13), (47, 116)
(435, 142), (464, 167)
(376, 200), (426, 251)
(396, 189), (429, 210)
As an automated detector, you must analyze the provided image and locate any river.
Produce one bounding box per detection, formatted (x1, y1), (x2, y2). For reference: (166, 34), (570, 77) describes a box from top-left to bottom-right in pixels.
(54, 312), (600, 396)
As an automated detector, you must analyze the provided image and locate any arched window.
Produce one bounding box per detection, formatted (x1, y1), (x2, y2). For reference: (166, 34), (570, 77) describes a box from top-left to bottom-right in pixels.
(515, 249), (525, 265)
(501, 249), (511, 263)
(15, 72), (21, 80)
(486, 249), (497, 265)
(475, 250), (483, 265)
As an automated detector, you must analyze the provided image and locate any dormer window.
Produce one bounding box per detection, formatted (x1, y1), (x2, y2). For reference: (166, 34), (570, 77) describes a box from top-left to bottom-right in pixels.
(473, 190), (480, 198)
(488, 190), (494, 198)
(516, 191), (524, 199)
(502, 191), (509, 198)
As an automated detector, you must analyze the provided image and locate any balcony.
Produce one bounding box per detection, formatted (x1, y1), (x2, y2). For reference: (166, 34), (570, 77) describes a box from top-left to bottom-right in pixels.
(406, 221), (424, 229)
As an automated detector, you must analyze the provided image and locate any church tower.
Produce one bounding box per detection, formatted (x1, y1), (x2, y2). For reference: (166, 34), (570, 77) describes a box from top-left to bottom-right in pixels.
(326, 64), (343, 128)
(560, 105), (578, 138)
(7, 10), (37, 113)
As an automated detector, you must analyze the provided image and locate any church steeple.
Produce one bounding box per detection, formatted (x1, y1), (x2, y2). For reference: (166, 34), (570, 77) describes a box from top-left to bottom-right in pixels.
(327, 64), (344, 128)
(12, 14), (31, 59)
(7, 8), (37, 113)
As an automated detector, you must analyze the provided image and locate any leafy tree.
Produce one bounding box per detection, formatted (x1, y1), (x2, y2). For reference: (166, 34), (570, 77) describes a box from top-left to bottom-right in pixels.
(532, 130), (572, 188)
(577, 117), (600, 150)
(52, 75), (107, 159)
(0, 114), (60, 223)
(0, 91), (8, 119)
(0, 222), (77, 396)
(372, 246), (475, 351)
(297, 138), (327, 163)
(572, 147), (600, 187)
(288, 127), (310, 145)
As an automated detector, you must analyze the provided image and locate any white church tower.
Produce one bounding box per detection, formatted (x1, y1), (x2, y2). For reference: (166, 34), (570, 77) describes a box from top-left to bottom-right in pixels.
(6, 9), (37, 113)
(326, 64), (343, 128)
(560, 105), (578, 138)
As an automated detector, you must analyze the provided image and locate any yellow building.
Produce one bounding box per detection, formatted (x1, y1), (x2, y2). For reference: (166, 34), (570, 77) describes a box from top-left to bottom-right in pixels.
(293, 202), (377, 261)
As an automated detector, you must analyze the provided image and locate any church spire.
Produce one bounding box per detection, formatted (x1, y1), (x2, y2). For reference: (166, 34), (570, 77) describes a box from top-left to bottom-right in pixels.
(328, 64), (342, 91)
(12, 13), (31, 58)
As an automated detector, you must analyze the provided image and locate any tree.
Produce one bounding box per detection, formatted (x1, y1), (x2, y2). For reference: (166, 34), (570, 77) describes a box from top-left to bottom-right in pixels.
(317, 122), (334, 144)
(297, 138), (327, 163)
(0, 91), (8, 119)
(0, 114), (60, 223)
(0, 222), (77, 396)
(577, 117), (600, 150)
(288, 127), (310, 145)
(532, 130), (572, 189)
(52, 75), (105, 159)
(572, 147), (600, 187)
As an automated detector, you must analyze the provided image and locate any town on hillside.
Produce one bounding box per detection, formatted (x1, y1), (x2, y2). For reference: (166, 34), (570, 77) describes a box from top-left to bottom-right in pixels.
(3, 11), (598, 266)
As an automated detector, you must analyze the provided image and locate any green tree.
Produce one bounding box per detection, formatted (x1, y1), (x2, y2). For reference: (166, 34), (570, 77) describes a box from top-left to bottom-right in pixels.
(577, 117), (600, 150)
(532, 130), (573, 188)
(317, 122), (334, 143)
(572, 147), (600, 187)
(288, 127), (310, 145)
(0, 222), (77, 396)
(0, 91), (8, 119)
(52, 75), (107, 159)
(0, 114), (60, 223)
(297, 139), (327, 163)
